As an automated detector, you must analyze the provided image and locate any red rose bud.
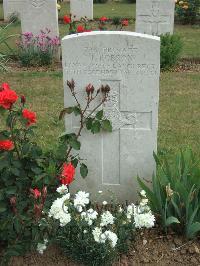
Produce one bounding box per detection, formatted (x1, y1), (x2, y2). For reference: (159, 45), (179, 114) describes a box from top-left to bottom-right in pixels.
(63, 15), (71, 24)
(76, 25), (85, 33)
(31, 188), (41, 199)
(100, 16), (108, 22)
(86, 84), (95, 95)
(122, 19), (129, 26)
(10, 196), (17, 206)
(60, 162), (75, 185)
(0, 140), (14, 151)
(22, 109), (37, 126)
(67, 79), (75, 91)
(20, 95), (26, 105)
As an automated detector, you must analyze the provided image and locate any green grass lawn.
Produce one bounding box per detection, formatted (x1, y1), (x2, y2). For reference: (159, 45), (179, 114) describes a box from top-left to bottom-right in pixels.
(0, 71), (199, 156)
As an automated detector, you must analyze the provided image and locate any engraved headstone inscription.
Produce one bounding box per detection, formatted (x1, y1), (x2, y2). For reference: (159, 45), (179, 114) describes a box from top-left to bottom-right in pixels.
(136, 0), (175, 35)
(70, 0), (93, 20)
(21, 0), (59, 37)
(62, 31), (160, 201)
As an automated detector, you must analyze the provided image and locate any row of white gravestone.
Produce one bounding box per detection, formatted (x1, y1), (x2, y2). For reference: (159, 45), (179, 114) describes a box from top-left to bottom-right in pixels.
(3, 0), (175, 36)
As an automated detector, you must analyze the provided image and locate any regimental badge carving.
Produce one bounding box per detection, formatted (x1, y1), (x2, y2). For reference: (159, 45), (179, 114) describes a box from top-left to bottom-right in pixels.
(30, 0), (46, 8)
(151, 1), (160, 17)
(103, 91), (137, 131)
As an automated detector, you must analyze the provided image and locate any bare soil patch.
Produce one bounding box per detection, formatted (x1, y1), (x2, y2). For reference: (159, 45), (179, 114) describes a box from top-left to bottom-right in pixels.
(5, 227), (200, 266)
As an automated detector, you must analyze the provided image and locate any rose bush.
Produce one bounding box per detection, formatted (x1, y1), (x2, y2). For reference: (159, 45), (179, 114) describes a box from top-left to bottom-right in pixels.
(175, 0), (200, 24)
(0, 81), (112, 264)
(0, 82), (52, 264)
(63, 15), (130, 34)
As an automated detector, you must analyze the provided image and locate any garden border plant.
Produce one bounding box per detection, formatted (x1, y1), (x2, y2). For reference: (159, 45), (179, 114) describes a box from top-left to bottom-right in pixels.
(138, 149), (200, 239)
(0, 80), (113, 264)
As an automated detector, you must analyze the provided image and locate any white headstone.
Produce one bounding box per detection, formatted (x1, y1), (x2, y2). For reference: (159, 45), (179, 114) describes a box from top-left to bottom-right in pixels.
(3, 0), (25, 20)
(70, 0), (93, 20)
(136, 0), (175, 36)
(62, 31), (160, 202)
(21, 0), (59, 37)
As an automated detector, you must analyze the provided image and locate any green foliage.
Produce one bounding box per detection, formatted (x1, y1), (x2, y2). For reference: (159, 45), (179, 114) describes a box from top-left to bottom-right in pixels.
(93, 0), (108, 3)
(175, 0), (200, 24)
(8, 12), (20, 24)
(0, 99), (55, 264)
(160, 34), (183, 70)
(0, 23), (17, 71)
(138, 149), (200, 239)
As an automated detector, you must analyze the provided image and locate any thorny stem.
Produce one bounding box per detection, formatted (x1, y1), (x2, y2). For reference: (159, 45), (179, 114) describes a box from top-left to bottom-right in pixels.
(9, 109), (21, 160)
(65, 87), (108, 160)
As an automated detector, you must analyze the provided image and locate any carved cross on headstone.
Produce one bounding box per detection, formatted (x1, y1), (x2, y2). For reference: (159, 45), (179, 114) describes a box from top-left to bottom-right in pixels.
(138, 0), (171, 35)
(101, 80), (152, 185)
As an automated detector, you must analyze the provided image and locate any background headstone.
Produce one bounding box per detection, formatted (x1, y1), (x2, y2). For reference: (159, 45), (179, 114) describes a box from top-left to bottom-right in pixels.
(62, 31), (160, 202)
(3, 0), (25, 21)
(70, 0), (93, 20)
(21, 0), (59, 37)
(136, 0), (175, 36)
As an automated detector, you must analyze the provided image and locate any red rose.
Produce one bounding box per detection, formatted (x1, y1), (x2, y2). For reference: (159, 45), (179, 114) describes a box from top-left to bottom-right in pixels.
(122, 19), (129, 26)
(63, 15), (71, 24)
(60, 162), (75, 185)
(100, 16), (108, 22)
(0, 89), (18, 109)
(31, 188), (41, 199)
(1, 83), (10, 91)
(76, 25), (85, 33)
(0, 140), (14, 151)
(22, 109), (37, 126)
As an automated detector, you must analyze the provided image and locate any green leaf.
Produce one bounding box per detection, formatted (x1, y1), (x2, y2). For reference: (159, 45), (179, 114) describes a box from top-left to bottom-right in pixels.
(0, 202), (7, 213)
(59, 107), (74, 120)
(69, 139), (81, 150)
(102, 119), (112, 132)
(187, 222), (200, 239)
(72, 158), (79, 167)
(6, 186), (17, 195)
(91, 120), (101, 134)
(96, 110), (103, 120)
(80, 164), (88, 178)
(165, 216), (180, 227)
(73, 106), (81, 116)
(31, 166), (42, 175)
(86, 117), (93, 130)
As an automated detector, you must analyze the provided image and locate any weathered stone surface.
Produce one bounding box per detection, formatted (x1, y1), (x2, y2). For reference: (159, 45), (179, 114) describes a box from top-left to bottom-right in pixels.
(3, 0), (25, 20)
(70, 0), (93, 20)
(21, 0), (59, 37)
(136, 0), (175, 36)
(62, 31), (160, 202)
